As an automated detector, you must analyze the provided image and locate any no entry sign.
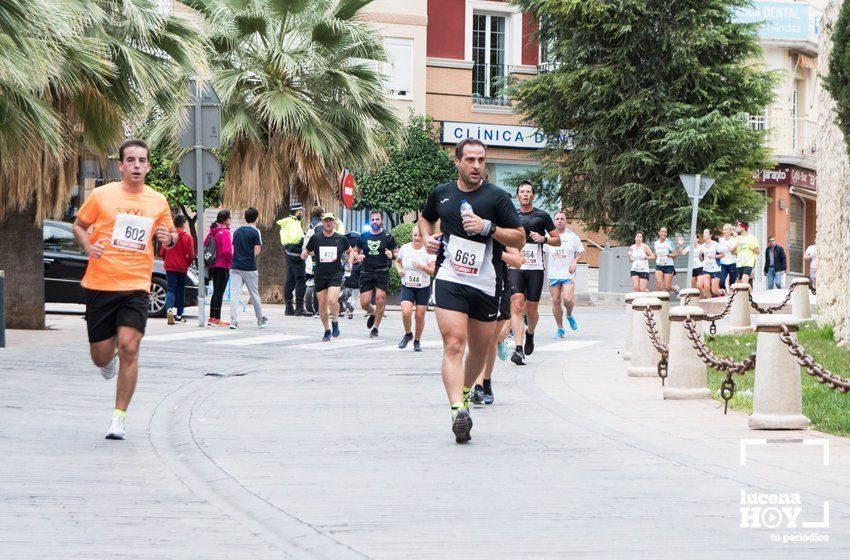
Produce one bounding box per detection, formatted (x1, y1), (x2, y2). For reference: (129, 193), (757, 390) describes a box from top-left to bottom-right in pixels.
(339, 169), (355, 209)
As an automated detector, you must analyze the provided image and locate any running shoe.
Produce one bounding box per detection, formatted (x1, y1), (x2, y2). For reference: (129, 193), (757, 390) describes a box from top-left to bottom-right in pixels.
(218, 320), (230, 327)
(322, 330), (331, 342)
(167, 309), (175, 325)
(100, 353), (118, 380)
(553, 328), (565, 339)
(508, 329), (514, 339)
(366, 314), (376, 329)
(524, 332), (535, 356)
(451, 408), (472, 443)
(497, 340), (510, 361)
(398, 332), (413, 349)
(175, 315), (187, 323)
(483, 384), (494, 405)
(105, 414), (125, 440)
(413, 340), (422, 352)
(332, 322), (340, 338)
(258, 316), (268, 329)
(347, 312), (353, 320)
(511, 348), (527, 366)
(470, 385), (485, 405)
(229, 321), (238, 330)
(673, 285), (681, 297)
(369, 327), (379, 338)
(567, 315), (578, 331)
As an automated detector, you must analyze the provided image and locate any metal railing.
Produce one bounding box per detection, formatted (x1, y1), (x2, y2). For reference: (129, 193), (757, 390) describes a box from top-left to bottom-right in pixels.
(472, 64), (531, 106)
(747, 116), (818, 160)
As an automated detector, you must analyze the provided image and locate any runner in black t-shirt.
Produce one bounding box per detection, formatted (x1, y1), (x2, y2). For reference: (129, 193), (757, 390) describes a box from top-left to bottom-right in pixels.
(419, 138), (524, 443)
(350, 210), (398, 338)
(302, 213), (351, 341)
(509, 180), (559, 365)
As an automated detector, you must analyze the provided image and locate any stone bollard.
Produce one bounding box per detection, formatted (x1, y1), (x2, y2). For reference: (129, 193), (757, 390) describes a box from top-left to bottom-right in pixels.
(663, 306), (712, 400)
(623, 292), (643, 361)
(749, 315), (810, 430)
(678, 288), (701, 306)
(729, 283), (754, 334)
(628, 297), (663, 377)
(791, 277), (812, 321)
(647, 291), (671, 343)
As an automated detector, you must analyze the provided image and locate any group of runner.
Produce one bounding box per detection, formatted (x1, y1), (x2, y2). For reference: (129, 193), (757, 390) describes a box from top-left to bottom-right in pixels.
(628, 222), (761, 297)
(75, 137), (583, 444)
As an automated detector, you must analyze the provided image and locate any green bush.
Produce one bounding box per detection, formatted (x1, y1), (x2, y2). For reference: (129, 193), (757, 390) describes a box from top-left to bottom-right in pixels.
(388, 222), (416, 295)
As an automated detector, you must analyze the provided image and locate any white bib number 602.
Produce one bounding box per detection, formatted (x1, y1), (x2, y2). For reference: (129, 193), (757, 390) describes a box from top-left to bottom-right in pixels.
(112, 213), (154, 252)
(448, 236), (485, 277)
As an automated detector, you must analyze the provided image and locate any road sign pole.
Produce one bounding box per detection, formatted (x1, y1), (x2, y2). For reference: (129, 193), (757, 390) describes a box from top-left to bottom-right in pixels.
(194, 83), (206, 328)
(0, 270), (5, 348)
(686, 173), (701, 289)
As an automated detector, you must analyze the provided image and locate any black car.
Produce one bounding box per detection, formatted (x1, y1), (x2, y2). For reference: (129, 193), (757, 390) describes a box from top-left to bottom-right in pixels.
(43, 219), (199, 317)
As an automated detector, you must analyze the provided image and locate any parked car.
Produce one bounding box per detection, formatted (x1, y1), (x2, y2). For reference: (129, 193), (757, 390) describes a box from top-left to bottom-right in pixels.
(43, 219), (199, 317)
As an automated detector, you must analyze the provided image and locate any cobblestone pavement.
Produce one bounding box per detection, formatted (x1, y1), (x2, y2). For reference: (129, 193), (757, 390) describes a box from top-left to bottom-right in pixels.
(1, 304), (849, 559)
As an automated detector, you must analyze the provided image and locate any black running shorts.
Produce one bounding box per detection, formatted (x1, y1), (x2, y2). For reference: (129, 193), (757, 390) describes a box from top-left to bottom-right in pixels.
(314, 274), (343, 292)
(434, 279), (499, 322)
(84, 289), (149, 343)
(508, 269), (545, 302)
(359, 269), (390, 293)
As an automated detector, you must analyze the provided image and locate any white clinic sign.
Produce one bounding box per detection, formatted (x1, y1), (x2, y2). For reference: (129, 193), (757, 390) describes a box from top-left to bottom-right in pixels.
(440, 121), (573, 150)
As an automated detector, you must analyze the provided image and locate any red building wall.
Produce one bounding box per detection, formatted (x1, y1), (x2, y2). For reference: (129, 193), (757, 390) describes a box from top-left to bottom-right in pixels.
(522, 13), (539, 66)
(427, 0), (465, 59)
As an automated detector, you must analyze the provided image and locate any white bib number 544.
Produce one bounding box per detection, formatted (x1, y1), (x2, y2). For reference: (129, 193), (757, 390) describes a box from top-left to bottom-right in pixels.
(448, 236), (485, 277)
(112, 213), (154, 252)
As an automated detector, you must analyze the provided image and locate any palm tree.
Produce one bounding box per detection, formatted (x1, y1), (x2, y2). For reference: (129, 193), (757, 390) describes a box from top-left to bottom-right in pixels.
(181, 0), (402, 301)
(0, 0), (205, 329)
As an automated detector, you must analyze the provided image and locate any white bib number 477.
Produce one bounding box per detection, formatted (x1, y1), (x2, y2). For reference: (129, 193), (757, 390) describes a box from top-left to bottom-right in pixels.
(448, 236), (485, 276)
(112, 213), (154, 252)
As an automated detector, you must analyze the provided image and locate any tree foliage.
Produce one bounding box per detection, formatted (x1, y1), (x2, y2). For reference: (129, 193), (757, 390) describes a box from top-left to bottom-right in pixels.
(825, 0), (850, 159)
(355, 114), (457, 227)
(510, 0), (776, 242)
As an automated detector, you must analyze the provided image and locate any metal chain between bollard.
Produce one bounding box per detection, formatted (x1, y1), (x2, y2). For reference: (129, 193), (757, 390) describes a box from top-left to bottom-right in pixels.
(748, 284), (794, 315)
(642, 307), (669, 385)
(809, 284), (817, 296)
(682, 316), (756, 414)
(704, 290), (736, 336)
(778, 325), (850, 393)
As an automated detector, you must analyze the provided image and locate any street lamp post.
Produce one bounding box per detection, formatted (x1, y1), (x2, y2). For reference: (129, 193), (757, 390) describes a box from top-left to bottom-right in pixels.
(678, 173), (715, 288)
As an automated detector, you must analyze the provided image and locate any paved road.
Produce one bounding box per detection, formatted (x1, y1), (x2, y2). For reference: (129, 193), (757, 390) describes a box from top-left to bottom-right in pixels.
(1, 304), (849, 558)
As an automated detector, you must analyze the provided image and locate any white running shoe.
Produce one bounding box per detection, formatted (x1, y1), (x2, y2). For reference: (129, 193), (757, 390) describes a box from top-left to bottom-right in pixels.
(258, 316), (268, 328)
(105, 415), (125, 440)
(229, 321), (238, 330)
(100, 355), (118, 380)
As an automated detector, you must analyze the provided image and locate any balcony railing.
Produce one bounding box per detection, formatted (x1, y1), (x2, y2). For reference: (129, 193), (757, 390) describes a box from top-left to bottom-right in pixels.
(748, 116), (818, 160)
(472, 64), (530, 107)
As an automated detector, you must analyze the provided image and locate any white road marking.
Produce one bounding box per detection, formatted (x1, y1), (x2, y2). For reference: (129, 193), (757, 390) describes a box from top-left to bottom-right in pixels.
(535, 340), (601, 353)
(144, 330), (233, 342)
(295, 338), (381, 350)
(366, 340), (443, 352)
(207, 334), (309, 346)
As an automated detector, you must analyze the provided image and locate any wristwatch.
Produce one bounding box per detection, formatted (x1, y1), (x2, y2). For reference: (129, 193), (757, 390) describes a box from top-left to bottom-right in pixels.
(486, 222), (496, 237)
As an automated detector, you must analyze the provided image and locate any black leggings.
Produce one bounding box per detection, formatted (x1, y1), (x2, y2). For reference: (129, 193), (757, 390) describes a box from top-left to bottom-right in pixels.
(209, 266), (229, 320)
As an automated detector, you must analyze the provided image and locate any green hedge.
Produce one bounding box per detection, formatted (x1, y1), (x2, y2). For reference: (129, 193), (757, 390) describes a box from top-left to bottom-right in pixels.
(388, 222), (416, 295)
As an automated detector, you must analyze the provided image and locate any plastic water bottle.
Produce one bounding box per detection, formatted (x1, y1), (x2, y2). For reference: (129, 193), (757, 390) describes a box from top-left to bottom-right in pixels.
(460, 199), (473, 217)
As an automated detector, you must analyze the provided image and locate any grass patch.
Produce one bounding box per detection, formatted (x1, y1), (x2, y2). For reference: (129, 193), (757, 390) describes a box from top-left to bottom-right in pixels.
(705, 322), (850, 436)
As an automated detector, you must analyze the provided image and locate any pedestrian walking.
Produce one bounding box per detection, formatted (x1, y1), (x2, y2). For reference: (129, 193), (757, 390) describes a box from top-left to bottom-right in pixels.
(763, 236), (787, 290)
(159, 214), (195, 324)
(229, 207), (267, 329)
(204, 210), (233, 326)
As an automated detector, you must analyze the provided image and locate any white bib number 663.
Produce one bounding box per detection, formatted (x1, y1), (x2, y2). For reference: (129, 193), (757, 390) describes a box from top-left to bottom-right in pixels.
(448, 236), (485, 277)
(112, 213), (154, 252)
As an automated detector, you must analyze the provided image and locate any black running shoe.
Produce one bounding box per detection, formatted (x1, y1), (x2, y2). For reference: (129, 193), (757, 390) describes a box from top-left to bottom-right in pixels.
(413, 340), (422, 352)
(452, 408), (472, 443)
(322, 330), (331, 342)
(398, 332), (413, 349)
(483, 384), (494, 405)
(369, 327), (379, 338)
(366, 314), (375, 329)
(470, 385), (485, 405)
(331, 322), (340, 338)
(511, 348), (527, 366)
(524, 332), (535, 356)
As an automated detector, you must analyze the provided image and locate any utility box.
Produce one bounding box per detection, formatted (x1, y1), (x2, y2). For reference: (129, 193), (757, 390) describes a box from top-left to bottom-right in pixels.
(598, 247), (633, 293)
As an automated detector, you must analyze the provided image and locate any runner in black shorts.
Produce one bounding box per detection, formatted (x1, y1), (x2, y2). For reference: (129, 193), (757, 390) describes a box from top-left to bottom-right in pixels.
(303, 213), (351, 342)
(509, 181), (559, 366)
(419, 138), (524, 443)
(351, 210), (398, 338)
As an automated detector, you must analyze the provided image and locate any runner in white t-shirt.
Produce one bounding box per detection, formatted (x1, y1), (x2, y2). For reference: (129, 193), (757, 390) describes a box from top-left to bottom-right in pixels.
(653, 227), (678, 293)
(546, 211), (585, 338)
(697, 229), (724, 299)
(629, 231), (654, 292)
(394, 226), (436, 351)
(804, 244), (817, 288)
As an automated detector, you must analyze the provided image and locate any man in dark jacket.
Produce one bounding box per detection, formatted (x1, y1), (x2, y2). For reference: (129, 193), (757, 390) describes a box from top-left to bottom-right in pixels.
(278, 203), (308, 316)
(763, 236), (787, 289)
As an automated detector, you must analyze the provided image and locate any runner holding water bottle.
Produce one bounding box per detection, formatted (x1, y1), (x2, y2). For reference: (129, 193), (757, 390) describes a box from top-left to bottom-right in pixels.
(419, 138), (524, 443)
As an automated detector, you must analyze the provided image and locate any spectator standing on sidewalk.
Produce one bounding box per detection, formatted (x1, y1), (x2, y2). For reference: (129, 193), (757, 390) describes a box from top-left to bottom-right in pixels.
(205, 210), (233, 326)
(160, 214), (195, 324)
(278, 203), (309, 316)
(229, 207), (267, 329)
(763, 236), (787, 290)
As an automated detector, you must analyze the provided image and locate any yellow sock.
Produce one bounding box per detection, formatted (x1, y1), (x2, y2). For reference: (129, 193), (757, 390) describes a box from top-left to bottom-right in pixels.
(113, 409), (126, 421)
